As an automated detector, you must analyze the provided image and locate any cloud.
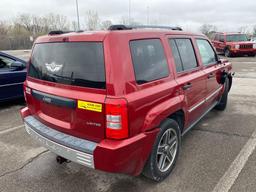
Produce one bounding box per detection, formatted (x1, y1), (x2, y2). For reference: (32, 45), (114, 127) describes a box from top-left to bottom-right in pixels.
(0, 0), (255, 32)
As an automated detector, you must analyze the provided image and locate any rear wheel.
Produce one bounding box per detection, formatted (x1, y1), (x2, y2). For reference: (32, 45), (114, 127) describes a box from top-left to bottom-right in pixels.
(143, 119), (181, 182)
(215, 78), (229, 111)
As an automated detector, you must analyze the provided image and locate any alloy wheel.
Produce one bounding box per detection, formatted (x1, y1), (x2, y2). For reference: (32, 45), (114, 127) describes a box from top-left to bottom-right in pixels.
(156, 128), (178, 173)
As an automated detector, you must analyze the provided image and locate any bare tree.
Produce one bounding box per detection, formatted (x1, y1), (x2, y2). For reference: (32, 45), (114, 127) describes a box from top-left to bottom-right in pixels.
(0, 13), (72, 50)
(0, 21), (8, 35)
(45, 14), (70, 31)
(120, 16), (141, 26)
(72, 21), (78, 31)
(101, 20), (112, 30)
(239, 26), (251, 35)
(253, 25), (256, 36)
(120, 16), (129, 25)
(200, 24), (217, 37)
(86, 10), (100, 30)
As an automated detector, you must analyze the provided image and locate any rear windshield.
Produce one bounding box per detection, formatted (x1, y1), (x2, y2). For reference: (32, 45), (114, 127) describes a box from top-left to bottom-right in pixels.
(29, 42), (106, 89)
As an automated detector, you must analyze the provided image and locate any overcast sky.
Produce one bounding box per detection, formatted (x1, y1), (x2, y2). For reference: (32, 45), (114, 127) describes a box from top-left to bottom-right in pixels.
(1, 0), (256, 32)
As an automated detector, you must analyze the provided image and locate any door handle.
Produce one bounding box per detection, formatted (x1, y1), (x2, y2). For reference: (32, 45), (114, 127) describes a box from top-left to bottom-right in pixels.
(208, 73), (215, 79)
(182, 83), (192, 90)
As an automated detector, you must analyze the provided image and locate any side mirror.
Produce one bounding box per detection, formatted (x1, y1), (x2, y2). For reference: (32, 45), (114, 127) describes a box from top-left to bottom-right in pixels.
(10, 61), (26, 70)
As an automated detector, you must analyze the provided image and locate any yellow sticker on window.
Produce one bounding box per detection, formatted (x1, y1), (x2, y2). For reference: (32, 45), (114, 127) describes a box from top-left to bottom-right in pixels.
(77, 101), (102, 112)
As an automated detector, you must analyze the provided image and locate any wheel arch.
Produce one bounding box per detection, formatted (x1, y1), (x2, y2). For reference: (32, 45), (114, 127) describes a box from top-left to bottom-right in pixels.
(142, 96), (186, 133)
(167, 110), (185, 133)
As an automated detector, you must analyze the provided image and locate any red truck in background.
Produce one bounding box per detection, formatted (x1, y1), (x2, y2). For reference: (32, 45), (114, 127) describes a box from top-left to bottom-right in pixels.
(20, 25), (233, 182)
(212, 32), (256, 57)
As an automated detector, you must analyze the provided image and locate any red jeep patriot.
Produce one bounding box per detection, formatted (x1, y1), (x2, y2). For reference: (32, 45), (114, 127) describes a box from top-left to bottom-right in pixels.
(212, 32), (256, 57)
(20, 25), (233, 181)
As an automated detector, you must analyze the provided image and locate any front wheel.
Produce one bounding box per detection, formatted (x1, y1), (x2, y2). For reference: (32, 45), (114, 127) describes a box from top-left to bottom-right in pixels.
(224, 48), (232, 57)
(249, 53), (255, 57)
(143, 119), (181, 182)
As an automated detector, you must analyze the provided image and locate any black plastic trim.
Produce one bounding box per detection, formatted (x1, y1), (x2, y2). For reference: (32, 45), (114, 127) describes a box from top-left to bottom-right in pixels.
(32, 90), (76, 108)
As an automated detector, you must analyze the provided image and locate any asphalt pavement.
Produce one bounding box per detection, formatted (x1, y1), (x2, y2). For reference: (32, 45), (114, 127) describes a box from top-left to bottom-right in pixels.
(0, 52), (256, 192)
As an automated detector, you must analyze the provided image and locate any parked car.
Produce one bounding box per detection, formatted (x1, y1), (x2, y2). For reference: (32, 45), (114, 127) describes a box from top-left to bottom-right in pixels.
(251, 37), (256, 42)
(211, 32), (256, 57)
(0, 52), (27, 102)
(20, 25), (233, 182)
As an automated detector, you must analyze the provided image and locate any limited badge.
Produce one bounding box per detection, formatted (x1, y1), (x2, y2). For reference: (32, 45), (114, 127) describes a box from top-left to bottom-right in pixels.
(77, 101), (102, 112)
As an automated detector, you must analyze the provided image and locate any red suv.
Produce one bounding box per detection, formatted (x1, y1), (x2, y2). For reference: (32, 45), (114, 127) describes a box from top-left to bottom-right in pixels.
(212, 32), (256, 57)
(20, 25), (233, 181)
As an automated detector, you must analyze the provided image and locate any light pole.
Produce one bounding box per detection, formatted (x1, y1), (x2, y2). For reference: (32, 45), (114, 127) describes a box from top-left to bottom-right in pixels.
(129, 0), (131, 25)
(75, 0), (80, 30)
(147, 6), (149, 25)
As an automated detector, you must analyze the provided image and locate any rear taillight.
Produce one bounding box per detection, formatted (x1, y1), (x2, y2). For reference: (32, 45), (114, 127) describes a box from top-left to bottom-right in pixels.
(105, 98), (128, 139)
(25, 86), (31, 94)
(23, 85), (31, 102)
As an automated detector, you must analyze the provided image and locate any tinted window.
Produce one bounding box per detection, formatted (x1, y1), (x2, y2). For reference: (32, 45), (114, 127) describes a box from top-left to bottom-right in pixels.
(196, 39), (217, 65)
(0, 56), (15, 69)
(226, 34), (248, 42)
(130, 39), (169, 84)
(29, 42), (106, 89)
(214, 34), (220, 41)
(174, 39), (198, 71)
(219, 35), (225, 42)
(169, 39), (183, 72)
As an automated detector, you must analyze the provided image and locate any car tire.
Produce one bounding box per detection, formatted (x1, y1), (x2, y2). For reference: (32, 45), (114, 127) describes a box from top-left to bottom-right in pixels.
(224, 48), (232, 57)
(142, 118), (181, 182)
(249, 53), (255, 57)
(215, 78), (229, 111)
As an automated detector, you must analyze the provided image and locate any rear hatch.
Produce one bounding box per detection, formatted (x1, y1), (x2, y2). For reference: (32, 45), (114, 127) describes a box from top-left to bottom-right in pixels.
(26, 42), (106, 142)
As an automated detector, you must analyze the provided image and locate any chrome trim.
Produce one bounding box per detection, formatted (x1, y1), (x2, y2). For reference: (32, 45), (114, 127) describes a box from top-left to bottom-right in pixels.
(25, 123), (95, 168)
(188, 100), (205, 113)
(206, 86), (222, 102)
(0, 82), (23, 88)
(188, 86), (223, 113)
(182, 101), (218, 136)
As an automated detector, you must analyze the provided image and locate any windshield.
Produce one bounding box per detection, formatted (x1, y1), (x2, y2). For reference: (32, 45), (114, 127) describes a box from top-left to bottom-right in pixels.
(28, 42), (106, 89)
(226, 34), (248, 42)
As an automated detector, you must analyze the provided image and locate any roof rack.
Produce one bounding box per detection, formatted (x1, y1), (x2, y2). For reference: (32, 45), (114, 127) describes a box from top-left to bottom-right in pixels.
(48, 30), (75, 35)
(108, 25), (133, 30)
(48, 30), (87, 35)
(108, 25), (183, 31)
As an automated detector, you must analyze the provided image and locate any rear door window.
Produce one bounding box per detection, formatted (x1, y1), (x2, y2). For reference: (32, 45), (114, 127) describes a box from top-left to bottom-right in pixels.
(130, 39), (169, 84)
(29, 42), (106, 89)
(168, 38), (198, 72)
(169, 39), (183, 72)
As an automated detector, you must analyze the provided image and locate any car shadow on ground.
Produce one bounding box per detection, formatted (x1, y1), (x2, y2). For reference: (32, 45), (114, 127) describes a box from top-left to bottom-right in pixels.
(0, 98), (26, 110)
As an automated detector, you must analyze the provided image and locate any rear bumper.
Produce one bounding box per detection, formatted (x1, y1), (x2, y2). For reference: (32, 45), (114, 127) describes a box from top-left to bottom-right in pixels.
(24, 116), (96, 168)
(21, 107), (158, 176)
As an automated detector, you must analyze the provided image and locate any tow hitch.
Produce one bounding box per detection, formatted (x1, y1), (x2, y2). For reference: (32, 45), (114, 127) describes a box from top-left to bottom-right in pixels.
(56, 156), (71, 164)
